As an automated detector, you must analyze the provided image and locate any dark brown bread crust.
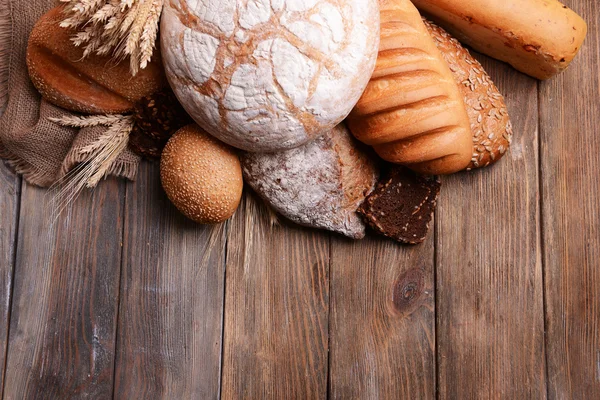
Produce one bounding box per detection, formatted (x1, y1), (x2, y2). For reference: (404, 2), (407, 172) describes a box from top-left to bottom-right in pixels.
(129, 89), (193, 159)
(358, 167), (441, 244)
(27, 7), (166, 114)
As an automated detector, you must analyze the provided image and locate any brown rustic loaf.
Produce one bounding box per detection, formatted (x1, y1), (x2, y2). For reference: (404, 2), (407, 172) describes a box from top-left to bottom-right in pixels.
(424, 19), (513, 169)
(241, 124), (379, 239)
(358, 167), (441, 244)
(27, 7), (166, 114)
(347, 0), (473, 175)
(411, 0), (587, 80)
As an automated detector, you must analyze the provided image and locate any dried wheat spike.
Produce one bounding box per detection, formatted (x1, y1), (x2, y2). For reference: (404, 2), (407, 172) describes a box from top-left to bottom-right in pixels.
(59, 0), (164, 76)
(48, 113), (135, 219)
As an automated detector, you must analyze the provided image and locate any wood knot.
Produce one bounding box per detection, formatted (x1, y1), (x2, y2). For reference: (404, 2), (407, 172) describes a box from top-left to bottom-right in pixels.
(392, 268), (425, 316)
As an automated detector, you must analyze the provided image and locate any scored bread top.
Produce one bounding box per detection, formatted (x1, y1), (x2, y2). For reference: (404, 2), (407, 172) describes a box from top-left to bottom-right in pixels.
(161, 0), (380, 153)
(347, 0), (473, 175)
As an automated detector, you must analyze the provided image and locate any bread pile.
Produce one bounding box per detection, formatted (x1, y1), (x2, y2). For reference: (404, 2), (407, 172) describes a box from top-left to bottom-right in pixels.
(26, 0), (587, 244)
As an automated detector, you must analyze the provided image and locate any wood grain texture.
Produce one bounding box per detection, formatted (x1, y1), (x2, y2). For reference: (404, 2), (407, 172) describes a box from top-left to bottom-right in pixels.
(3, 178), (125, 399)
(436, 56), (547, 399)
(329, 234), (435, 399)
(0, 165), (20, 396)
(113, 162), (226, 399)
(221, 193), (330, 399)
(540, 1), (600, 397)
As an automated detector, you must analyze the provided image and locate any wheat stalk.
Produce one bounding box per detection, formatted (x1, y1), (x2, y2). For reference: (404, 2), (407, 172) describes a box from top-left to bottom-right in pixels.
(60, 0), (164, 75)
(49, 114), (126, 127)
(48, 114), (134, 219)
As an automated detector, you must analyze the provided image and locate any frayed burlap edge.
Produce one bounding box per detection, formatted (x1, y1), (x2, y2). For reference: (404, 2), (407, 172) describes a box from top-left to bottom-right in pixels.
(0, 0), (139, 187)
(0, 0), (50, 186)
(0, 0), (40, 184)
(0, 0), (10, 116)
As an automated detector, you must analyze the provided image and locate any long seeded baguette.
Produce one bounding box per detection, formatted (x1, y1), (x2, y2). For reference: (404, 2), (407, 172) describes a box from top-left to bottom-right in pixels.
(347, 0), (473, 175)
(424, 19), (513, 170)
(411, 0), (587, 80)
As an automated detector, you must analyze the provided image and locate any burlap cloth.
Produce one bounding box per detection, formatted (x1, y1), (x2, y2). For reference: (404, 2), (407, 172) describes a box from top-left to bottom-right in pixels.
(0, 0), (140, 187)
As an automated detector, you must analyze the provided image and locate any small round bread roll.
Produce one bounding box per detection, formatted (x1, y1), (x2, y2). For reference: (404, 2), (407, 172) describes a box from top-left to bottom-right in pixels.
(161, 124), (243, 224)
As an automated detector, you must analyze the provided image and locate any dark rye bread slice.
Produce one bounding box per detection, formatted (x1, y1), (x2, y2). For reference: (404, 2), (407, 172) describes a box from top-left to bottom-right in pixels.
(358, 167), (441, 244)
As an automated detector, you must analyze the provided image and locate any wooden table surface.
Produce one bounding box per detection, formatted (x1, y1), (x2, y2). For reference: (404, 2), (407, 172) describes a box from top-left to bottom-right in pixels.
(1, 1), (599, 399)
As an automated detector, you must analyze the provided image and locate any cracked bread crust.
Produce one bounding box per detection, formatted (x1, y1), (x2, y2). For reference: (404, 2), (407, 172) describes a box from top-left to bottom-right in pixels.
(161, 0), (380, 152)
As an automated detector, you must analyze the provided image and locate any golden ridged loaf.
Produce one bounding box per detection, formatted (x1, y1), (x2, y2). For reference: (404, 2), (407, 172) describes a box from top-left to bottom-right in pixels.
(347, 0), (473, 175)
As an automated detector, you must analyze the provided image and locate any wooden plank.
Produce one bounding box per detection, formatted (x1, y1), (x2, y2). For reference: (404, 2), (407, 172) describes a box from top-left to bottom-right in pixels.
(113, 162), (226, 399)
(540, 1), (600, 398)
(2, 178), (125, 399)
(329, 234), (436, 399)
(221, 193), (330, 399)
(436, 56), (547, 398)
(0, 165), (20, 396)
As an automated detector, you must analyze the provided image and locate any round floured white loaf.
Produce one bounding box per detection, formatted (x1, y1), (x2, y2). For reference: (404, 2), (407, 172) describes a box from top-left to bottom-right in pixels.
(161, 0), (380, 152)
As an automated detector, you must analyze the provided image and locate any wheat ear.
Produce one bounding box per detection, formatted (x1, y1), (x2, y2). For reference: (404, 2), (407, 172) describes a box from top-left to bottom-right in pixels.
(60, 0), (164, 76)
(47, 114), (134, 220)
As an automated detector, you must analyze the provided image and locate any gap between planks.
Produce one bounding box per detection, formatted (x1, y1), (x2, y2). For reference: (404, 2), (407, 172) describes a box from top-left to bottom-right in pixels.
(0, 176), (22, 400)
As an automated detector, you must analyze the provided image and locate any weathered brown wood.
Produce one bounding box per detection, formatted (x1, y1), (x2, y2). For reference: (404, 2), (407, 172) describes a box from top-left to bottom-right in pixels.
(221, 193), (330, 399)
(540, 1), (600, 397)
(0, 165), (20, 396)
(3, 178), (125, 399)
(113, 162), (226, 399)
(329, 234), (435, 399)
(436, 56), (547, 398)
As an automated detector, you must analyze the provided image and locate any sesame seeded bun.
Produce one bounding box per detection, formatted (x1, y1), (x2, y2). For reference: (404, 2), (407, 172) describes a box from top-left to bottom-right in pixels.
(160, 124), (243, 224)
(424, 19), (513, 170)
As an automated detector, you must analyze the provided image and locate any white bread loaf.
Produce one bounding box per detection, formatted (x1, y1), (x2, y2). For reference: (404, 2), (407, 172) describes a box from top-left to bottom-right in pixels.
(411, 0), (587, 80)
(161, 0), (380, 152)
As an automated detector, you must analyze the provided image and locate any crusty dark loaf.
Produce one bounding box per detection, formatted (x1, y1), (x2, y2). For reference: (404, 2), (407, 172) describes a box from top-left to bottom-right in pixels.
(411, 0), (587, 80)
(347, 0), (473, 175)
(424, 19), (513, 169)
(359, 167), (441, 244)
(27, 7), (166, 114)
(242, 124), (379, 239)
